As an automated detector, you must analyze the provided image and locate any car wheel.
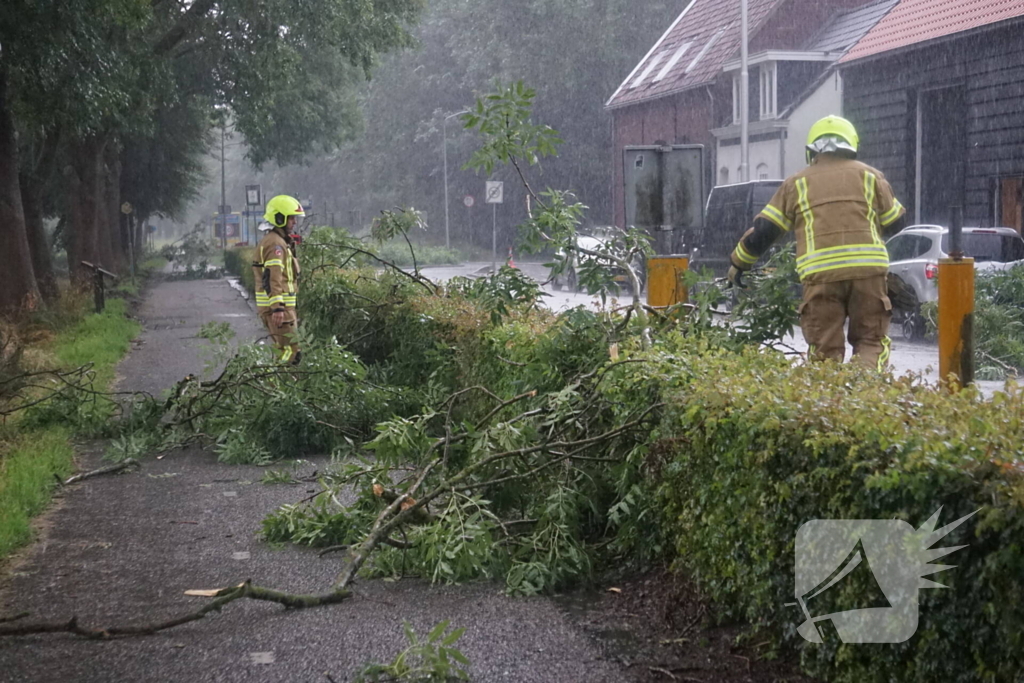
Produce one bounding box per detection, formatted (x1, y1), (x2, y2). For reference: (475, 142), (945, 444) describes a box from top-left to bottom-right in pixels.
(902, 309), (926, 341)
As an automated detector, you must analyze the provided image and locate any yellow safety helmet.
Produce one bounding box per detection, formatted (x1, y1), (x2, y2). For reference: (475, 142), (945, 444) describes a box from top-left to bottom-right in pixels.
(263, 195), (305, 229)
(806, 115), (859, 163)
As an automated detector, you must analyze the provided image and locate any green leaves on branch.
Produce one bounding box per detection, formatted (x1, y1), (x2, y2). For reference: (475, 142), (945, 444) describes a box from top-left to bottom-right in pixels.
(356, 620), (470, 682)
(461, 81), (562, 177)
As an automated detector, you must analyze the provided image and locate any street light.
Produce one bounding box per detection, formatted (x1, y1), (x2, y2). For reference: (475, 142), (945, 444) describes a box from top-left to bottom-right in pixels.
(443, 110), (470, 250)
(739, 0), (750, 182)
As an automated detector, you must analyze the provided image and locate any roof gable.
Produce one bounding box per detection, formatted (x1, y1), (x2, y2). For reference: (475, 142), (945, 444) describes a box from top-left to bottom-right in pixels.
(841, 0), (1024, 63)
(606, 0), (787, 109)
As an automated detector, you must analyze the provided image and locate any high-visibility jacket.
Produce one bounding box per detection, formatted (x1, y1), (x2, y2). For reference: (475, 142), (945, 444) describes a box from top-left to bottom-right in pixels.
(252, 229), (299, 311)
(732, 155), (906, 284)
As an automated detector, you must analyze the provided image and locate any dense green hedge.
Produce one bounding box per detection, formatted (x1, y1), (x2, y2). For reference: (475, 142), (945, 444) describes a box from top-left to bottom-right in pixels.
(628, 338), (1024, 682)
(223, 246), (255, 295)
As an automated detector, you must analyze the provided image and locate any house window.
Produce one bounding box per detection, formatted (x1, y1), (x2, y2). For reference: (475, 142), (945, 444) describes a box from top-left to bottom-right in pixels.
(756, 163), (769, 181)
(759, 62), (777, 120)
(732, 75), (740, 125)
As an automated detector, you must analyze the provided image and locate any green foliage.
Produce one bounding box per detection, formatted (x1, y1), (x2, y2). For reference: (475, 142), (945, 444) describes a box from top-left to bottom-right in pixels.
(23, 299), (141, 436)
(961, 265), (1024, 378)
(261, 468), (299, 485)
(462, 81), (563, 176)
(356, 620), (471, 682)
(262, 497), (372, 548)
(223, 247), (257, 295)
(463, 85), (651, 307)
(162, 231), (219, 279)
(105, 430), (163, 463)
(728, 244), (801, 347)
(2, 293), (140, 560)
(0, 428), (74, 558)
(197, 321), (235, 344)
(447, 266), (548, 324)
(156, 340), (398, 463)
(646, 341), (1024, 682)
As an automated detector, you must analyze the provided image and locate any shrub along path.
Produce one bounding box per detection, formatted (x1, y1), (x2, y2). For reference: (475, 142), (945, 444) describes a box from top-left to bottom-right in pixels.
(0, 276), (631, 682)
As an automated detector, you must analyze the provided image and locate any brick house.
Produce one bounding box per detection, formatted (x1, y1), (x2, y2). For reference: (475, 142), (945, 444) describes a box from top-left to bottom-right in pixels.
(712, 0), (897, 183)
(607, 0), (897, 228)
(839, 0), (1024, 231)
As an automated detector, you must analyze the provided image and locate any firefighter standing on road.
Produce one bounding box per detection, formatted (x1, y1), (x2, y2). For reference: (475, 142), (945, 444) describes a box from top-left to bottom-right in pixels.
(728, 116), (907, 369)
(253, 195), (304, 364)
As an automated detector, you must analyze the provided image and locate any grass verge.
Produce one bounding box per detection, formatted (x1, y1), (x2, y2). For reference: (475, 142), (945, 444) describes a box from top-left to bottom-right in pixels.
(0, 428), (73, 557)
(0, 296), (142, 561)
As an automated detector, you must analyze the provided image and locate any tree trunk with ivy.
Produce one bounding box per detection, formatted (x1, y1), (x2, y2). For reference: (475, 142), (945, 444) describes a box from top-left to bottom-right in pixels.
(0, 65), (40, 314)
(20, 170), (57, 304)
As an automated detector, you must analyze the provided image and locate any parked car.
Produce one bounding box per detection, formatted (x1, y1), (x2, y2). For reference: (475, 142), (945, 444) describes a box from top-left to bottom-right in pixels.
(886, 225), (1024, 338)
(551, 232), (645, 293)
(688, 180), (785, 278)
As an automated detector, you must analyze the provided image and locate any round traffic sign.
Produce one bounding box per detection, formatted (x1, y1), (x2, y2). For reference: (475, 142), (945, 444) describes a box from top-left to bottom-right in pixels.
(463, 195), (475, 208)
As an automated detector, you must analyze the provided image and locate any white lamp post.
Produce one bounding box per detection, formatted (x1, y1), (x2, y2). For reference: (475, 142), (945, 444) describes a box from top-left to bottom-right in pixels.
(739, 0), (750, 182)
(443, 110), (471, 250)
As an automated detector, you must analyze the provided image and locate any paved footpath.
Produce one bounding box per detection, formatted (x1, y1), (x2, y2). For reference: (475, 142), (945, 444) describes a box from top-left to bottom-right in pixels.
(0, 276), (628, 683)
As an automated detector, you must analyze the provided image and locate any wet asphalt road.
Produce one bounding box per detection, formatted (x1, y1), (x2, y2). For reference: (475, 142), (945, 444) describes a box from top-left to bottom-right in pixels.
(0, 276), (630, 683)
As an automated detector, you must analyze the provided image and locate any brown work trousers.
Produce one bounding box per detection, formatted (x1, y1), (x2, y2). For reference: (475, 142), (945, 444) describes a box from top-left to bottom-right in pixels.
(799, 274), (892, 370)
(258, 308), (300, 363)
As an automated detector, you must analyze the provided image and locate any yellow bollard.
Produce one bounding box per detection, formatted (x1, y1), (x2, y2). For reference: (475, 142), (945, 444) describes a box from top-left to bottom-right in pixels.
(937, 257), (974, 390)
(646, 256), (689, 307)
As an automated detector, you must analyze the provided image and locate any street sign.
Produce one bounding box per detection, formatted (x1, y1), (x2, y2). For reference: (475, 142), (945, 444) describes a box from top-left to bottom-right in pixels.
(245, 184), (261, 206)
(463, 195), (475, 208)
(485, 181), (504, 204)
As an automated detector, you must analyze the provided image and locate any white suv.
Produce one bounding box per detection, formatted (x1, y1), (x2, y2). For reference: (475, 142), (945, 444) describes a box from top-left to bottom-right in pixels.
(886, 225), (1024, 337)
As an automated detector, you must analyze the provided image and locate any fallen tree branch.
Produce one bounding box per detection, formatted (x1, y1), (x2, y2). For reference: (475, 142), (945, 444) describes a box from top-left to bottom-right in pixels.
(0, 581), (350, 640)
(63, 459), (140, 486)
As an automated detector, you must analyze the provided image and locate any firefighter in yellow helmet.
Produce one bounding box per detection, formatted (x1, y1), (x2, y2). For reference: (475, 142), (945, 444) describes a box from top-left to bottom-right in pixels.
(253, 195), (304, 363)
(727, 115), (907, 369)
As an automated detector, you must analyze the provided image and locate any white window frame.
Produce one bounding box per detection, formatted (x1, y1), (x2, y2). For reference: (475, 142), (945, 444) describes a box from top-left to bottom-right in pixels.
(759, 62), (777, 120)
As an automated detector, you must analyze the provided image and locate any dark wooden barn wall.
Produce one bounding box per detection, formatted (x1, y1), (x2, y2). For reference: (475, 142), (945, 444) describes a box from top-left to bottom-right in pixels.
(842, 21), (1024, 226)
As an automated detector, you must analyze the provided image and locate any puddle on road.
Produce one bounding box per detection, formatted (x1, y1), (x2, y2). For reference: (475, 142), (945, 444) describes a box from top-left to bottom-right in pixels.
(554, 591), (642, 662)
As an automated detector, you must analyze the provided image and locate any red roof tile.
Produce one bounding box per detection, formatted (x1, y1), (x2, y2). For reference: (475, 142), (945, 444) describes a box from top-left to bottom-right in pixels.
(606, 0), (787, 109)
(841, 0), (1024, 63)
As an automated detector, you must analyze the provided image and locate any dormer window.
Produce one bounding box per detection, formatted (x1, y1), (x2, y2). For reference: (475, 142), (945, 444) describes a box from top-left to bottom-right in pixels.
(759, 62), (777, 119)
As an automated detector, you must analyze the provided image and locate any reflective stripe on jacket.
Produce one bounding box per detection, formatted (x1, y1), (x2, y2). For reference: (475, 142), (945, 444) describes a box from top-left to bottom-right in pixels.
(252, 230), (299, 310)
(741, 156), (905, 284)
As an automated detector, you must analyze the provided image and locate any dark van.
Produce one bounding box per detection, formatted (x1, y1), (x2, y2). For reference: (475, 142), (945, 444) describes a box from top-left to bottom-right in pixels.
(688, 180), (784, 277)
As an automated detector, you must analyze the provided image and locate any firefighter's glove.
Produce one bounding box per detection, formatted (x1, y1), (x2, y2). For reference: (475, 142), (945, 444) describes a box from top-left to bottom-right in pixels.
(727, 265), (747, 290)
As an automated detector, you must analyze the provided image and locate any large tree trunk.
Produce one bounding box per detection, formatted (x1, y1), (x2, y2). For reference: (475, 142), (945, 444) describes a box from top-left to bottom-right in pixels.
(19, 129), (60, 305)
(0, 66), (40, 315)
(68, 135), (110, 282)
(103, 145), (125, 270)
(19, 171), (58, 304)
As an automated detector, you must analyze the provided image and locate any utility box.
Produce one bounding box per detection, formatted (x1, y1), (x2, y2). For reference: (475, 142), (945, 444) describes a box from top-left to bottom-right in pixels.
(624, 145), (705, 255)
(647, 256), (689, 307)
